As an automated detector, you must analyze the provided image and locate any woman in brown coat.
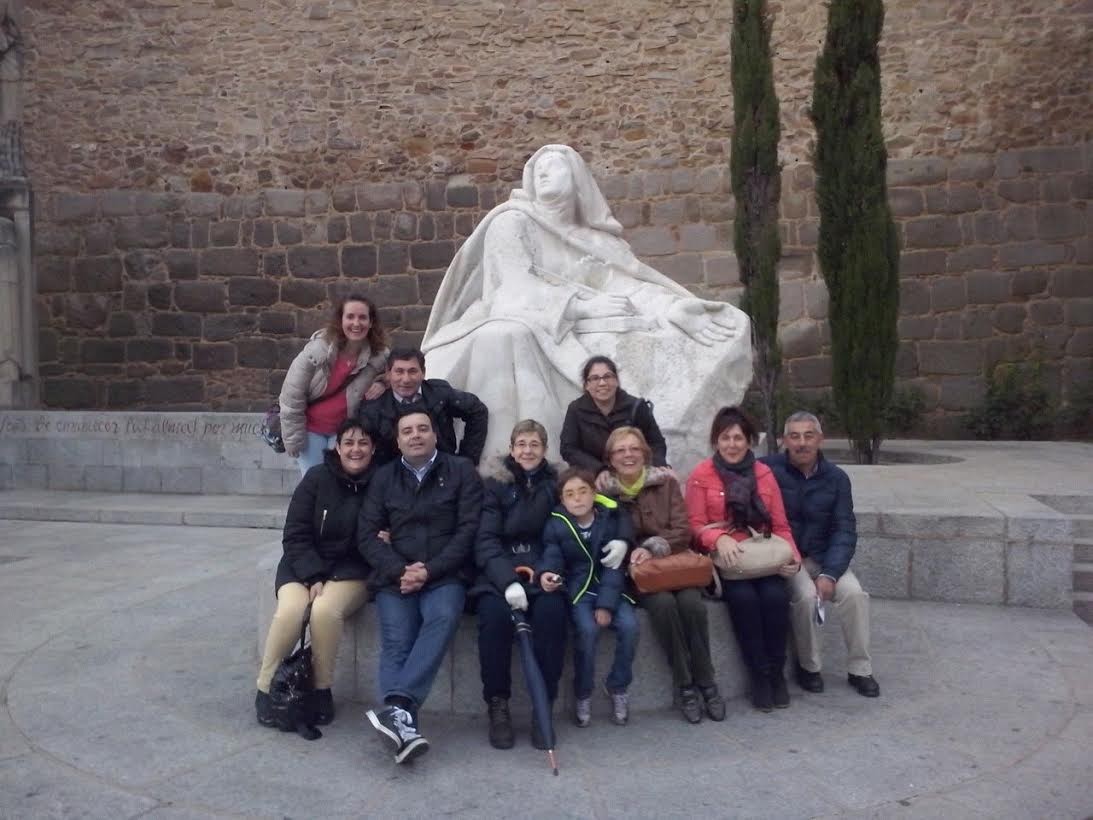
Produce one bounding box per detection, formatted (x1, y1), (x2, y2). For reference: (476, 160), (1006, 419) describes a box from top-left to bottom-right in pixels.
(602, 426), (725, 723)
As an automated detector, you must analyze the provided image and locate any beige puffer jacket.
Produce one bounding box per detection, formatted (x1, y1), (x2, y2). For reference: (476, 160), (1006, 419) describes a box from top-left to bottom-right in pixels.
(278, 330), (389, 456)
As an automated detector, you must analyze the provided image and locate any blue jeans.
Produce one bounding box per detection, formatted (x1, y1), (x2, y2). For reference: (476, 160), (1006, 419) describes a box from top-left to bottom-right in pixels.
(297, 431), (336, 476)
(570, 596), (639, 699)
(374, 583), (465, 710)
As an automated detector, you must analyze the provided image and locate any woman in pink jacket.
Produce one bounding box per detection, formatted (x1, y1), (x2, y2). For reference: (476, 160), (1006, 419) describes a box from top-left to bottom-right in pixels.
(685, 406), (801, 712)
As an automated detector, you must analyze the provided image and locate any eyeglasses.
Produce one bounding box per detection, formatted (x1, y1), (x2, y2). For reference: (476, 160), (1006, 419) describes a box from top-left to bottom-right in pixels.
(586, 373), (617, 384)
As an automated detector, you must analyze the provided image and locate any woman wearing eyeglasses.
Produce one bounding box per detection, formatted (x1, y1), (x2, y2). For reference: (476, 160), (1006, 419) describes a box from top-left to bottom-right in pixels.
(559, 355), (669, 490)
(601, 426), (725, 724)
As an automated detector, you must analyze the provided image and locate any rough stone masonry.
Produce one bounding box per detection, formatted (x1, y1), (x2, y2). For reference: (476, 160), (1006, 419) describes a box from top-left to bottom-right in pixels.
(17, 0), (1093, 433)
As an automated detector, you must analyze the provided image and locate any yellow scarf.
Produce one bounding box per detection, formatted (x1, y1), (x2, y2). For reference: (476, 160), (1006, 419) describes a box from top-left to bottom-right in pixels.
(617, 467), (647, 500)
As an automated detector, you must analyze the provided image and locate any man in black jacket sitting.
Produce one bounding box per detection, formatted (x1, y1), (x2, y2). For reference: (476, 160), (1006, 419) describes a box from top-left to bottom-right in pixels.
(359, 347), (489, 467)
(358, 409), (484, 764)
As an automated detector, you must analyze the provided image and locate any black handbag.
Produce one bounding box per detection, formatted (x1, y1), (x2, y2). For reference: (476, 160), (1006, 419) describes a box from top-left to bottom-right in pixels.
(268, 603), (321, 740)
(258, 404), (286, 453)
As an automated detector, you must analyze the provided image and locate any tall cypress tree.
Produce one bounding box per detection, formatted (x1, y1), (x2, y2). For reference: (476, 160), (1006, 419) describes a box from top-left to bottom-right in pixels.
(811, 0), (900, 464)
(731, 0), (782, 454)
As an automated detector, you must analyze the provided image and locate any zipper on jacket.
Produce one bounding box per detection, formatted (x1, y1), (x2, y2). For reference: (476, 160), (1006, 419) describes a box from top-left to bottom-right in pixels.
(320, 509), (327, 536)
(551, 511), (598, 603)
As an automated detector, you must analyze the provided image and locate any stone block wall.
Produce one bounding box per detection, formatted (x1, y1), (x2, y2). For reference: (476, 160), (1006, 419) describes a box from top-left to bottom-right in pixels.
(33, 144), (1092, 430)
(777, 144), (1092, 434)
(17, 1), (1093, 426)
(33, 167), (746, 410)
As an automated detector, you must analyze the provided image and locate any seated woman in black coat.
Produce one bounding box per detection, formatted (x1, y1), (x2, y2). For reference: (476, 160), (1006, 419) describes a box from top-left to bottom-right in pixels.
(559, 355), (669, 489)
(255, 417), (379, 727)
(471, 419), (567, 751)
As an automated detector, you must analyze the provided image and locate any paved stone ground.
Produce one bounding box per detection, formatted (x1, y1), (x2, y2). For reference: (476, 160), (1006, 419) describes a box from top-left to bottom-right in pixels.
(1, 519), (1091, 819)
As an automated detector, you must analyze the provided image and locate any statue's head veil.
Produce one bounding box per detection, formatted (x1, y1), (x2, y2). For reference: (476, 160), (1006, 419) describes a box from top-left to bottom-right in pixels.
(511, 145), (623, 236)
(424, 145), (642, 343)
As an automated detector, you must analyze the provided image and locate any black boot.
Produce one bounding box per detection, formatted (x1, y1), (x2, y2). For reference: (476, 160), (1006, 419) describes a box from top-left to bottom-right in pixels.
(311, 688), (335, 725)
(699, 684), (727, 722)
(770, 673), (790, 709)
(255, 690), (275, 727)
(487, 696), (515, 749)
(750, 670), (773, 712)
(679, 686), (703, 724)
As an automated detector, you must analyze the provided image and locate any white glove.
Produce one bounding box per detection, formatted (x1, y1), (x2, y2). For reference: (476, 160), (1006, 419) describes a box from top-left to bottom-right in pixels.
(504, 581), (528, 611)
(601, 539), (628, 570)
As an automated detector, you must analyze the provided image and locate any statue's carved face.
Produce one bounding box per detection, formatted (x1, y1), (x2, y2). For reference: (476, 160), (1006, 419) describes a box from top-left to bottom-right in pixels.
(533, 152), (574, 203)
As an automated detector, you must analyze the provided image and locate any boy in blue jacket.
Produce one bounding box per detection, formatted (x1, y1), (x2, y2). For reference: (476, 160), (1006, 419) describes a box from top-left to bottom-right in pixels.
(539, 468), (639, 727)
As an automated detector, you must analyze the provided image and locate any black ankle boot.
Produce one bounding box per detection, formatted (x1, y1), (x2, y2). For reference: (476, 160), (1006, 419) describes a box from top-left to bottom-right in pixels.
(311, 688), (334, 725)
(679, 686), (703, 724)
(255, 690), (275, 727)
(750, 671), (773, 712)
(770, 673), (790, 709)
(487, 696), (515, 749)
(699, 684), (727, 722)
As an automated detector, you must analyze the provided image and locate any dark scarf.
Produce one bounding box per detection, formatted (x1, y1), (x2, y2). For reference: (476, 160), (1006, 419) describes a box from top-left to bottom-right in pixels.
(503, 455), (554, 492)
(711, 450), (772, 535)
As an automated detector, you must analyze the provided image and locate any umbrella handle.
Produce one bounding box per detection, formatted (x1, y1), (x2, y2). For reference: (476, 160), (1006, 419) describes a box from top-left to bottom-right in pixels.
(514, 565), (535, 585)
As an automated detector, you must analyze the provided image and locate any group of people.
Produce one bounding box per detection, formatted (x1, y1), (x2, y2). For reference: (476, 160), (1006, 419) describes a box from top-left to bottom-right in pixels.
(257, 294), (880, 766)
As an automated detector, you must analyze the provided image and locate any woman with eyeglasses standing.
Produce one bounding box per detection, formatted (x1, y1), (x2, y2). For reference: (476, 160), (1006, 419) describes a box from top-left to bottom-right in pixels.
(559, 355), (669, 489)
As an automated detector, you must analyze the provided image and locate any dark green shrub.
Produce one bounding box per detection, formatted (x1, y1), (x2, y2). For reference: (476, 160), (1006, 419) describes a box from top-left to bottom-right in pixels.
(882, 385), (927, 435)
(1056, 380), (1093, 440)
(964, 363), (1054, 440)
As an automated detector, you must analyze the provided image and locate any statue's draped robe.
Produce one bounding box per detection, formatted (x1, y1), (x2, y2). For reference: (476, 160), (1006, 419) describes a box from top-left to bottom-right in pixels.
(422, 148), (752, 472)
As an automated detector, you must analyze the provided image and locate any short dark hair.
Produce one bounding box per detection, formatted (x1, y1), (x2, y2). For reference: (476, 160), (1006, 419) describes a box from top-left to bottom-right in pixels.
(556, 466), (598, 495)
(709, 406), (758, 447)
(336, 416), (378, 444)
(394, 406), (434, 430)
(580, 355), (618, 383)
(510, 419), (548, 449)
(387, 347), (426, 370)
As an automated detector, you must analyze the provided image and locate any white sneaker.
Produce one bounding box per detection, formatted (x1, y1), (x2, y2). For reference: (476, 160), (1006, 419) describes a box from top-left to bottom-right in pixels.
(607, 688), (629, 725)
(574, 697), (592, 728)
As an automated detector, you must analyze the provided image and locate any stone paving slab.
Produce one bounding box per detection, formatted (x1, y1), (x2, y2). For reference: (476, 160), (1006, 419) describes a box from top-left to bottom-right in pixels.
(0, 522), (1091, 819)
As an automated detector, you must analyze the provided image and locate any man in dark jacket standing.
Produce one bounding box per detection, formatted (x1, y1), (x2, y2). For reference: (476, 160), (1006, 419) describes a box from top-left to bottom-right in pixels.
(761, 411), (880, 698)
(359, 347), (489, 467)
(359, 409), (484, 763)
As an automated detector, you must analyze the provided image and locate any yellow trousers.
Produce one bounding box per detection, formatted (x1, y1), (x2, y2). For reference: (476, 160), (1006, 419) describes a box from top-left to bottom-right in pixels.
(256, 580), (367, 692)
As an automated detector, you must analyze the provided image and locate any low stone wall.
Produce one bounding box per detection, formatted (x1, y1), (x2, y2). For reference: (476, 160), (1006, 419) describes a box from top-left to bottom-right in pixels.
(255, 515), (1072, 716)
(255, 547), (755, 718)
(852, 500), (1073, 609)
(0, 409), (296, 494)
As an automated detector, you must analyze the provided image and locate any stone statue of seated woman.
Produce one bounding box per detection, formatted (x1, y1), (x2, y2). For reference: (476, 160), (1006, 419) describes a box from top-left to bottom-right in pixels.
(421, 144), (752, 471)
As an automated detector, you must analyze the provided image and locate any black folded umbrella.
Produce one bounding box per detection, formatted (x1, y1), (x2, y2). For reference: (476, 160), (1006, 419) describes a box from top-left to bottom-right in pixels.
(512, 566), (558, 775)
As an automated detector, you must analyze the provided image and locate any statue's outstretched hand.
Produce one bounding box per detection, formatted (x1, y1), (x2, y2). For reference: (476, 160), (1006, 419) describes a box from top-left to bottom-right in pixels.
(666, 298), (737, 346)
(567, 291), (635, 320)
